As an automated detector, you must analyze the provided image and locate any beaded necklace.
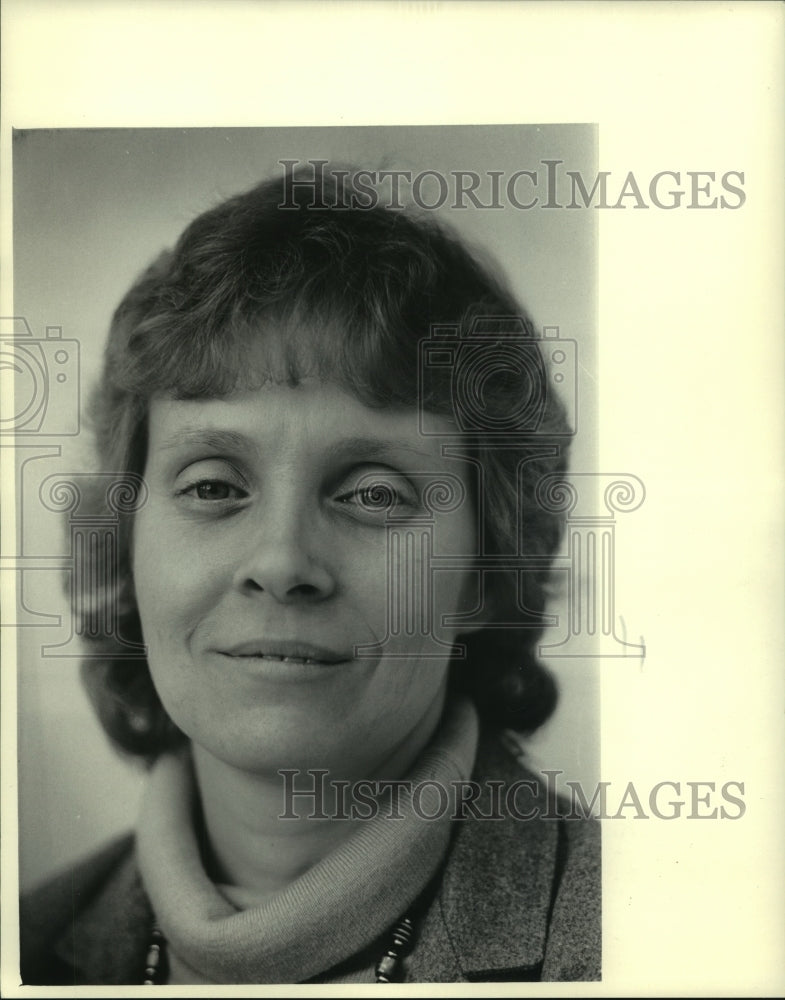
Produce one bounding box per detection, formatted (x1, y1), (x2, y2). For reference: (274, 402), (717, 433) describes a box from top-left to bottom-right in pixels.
(142, 913), (417, 985)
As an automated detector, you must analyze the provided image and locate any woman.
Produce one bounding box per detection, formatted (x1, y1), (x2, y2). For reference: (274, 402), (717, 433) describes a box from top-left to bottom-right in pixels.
(19, 169), (600, 984)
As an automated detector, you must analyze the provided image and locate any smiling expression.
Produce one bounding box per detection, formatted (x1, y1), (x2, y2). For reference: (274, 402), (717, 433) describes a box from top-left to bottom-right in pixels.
(131, 377), (479, 778)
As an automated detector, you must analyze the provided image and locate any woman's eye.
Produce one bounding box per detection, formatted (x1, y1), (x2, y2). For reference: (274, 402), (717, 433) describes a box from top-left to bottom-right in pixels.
(174, 458), (250, 508)
(178, 479), (248, 504)
(191, 480), (243, 501)
(336, 477), (419, 518)
(356, 485), (401, 510)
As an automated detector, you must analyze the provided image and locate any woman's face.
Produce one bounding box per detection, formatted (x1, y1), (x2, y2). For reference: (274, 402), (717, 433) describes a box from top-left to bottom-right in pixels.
(132, 376), (479, 778)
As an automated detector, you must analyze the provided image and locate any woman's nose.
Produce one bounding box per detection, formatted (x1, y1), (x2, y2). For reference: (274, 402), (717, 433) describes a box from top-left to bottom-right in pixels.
(233, 505), (336, 604)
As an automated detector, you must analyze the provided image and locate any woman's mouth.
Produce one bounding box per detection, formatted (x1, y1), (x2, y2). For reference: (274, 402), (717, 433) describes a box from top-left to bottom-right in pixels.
(218, 639), (351, 666)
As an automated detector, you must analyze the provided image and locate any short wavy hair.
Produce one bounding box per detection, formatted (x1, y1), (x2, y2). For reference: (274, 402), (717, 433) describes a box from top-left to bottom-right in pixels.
(79, 167), (572, 759)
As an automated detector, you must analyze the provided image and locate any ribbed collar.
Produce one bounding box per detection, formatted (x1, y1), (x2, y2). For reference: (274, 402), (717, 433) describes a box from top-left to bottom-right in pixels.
(136, 696), (478, 985)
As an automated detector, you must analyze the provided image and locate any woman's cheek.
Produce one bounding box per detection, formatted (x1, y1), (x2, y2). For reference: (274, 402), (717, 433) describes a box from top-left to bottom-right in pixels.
(132, 516), (202, 645)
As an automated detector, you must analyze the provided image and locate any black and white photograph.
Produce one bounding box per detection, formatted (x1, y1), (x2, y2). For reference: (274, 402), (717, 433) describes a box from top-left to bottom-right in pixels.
(1, 2), (783, 996)
(12, 125), (604, 986)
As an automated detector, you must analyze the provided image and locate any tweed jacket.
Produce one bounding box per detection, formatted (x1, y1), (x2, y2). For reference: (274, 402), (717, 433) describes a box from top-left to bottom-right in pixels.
(19, 733), (601, 985)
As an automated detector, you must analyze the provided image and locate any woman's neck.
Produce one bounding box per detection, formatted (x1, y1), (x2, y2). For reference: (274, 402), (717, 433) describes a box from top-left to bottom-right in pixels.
(190, 686), (446, 897)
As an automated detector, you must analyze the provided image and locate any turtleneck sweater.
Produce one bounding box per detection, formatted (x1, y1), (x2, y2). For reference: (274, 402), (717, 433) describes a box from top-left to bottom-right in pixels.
(136, 696), (479, 985)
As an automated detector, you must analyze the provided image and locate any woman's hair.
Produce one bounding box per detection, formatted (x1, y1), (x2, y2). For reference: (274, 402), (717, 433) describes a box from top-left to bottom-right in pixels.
(79, 167), (573, 758)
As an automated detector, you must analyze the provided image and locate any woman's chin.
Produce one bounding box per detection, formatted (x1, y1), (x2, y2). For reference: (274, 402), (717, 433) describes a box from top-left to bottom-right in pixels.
(189, 721), (379, 779)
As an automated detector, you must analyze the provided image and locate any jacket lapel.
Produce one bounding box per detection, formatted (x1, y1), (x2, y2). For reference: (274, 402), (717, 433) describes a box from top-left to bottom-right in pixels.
(52, 843), (151, 984)
(411, 732), (559, 981)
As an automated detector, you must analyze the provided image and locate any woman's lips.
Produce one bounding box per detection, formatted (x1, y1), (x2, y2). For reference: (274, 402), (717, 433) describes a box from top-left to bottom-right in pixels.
(218, 639), (351, 665)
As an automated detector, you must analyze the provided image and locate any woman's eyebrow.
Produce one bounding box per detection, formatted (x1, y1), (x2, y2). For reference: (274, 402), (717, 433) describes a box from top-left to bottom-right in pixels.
(322, 436), (435, 464)
(157, 428), (251, 454)
(155, 430), (436, 463)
